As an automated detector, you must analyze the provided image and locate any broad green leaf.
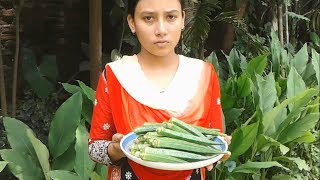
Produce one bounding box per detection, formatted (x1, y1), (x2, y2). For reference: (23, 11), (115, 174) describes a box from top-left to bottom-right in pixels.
(263, 88), (318, 137)
(257, 73), (277, 114)
(89, 171), (104, 180)
(224, 108), (244, 127)
(21, 48), (54, 99)
(281, 48), (289, 69)
(0, 149), (43, 180)
(239, 53), (247, 73)
(74, 124), (95, 180)
(95, 164), (108, 179)
(51, 141), (76, 171)
(229, 122), (259, 160)
(26, 129), (50, 180)
(292, 131), (316, 144)
(3, 117), (37, 159)
(221, 93), (236, 109)
(226, 49), (240, 76)
(61, 83), (81, 94)
(287, 67), (306, 110)
(273, 156), (309, 171)
(205, 52), (220, 76)
(237, 73), (251, 97)
(310, 32), (320, 47)
(278, 113), (319, 144)
(77, 80), (95, 102)
(49, 92), (82, 159)
(0, 161), (8, 172)
(245, 54), (268, 78)
(275, 89), (318, 137)
(256, 135), (289, 155)
(233, 161), (289, 174)
(82, 96), (94, 124)
(271, 174), (295, 180)
(291, 44), (308, 75)
(302, 63), (316, 82)
(39, 55), (58, 81)
(47, 170), (81, 180)
(311, 48), (320, 84)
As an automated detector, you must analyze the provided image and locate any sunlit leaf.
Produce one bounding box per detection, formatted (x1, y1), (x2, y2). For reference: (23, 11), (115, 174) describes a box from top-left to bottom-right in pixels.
(229, 122), (259, 160)
(273, 156), (309, 171)
(49, 92), (82, 159)
(257, 73), (277, 114)
(291, 44), (308, 75)
(0, 161), (8, 172)
(26, 129), (50, 180)
(47, 170), (81, 180)
(233, 161), (289, 174)
(74, 124), (95, 180)
(0, 149), (43, 180)
(311, 48), (320, 84)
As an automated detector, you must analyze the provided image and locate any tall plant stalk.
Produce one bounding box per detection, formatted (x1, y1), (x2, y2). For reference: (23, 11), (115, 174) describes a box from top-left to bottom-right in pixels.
(12, 0), (25, 117)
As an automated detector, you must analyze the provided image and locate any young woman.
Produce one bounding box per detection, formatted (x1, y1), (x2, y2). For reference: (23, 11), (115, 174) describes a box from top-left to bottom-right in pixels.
(89, 0), (231, 179)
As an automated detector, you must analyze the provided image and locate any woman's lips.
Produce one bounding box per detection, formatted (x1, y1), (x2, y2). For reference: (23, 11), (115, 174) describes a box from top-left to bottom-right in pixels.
(154, 41), (169, 47)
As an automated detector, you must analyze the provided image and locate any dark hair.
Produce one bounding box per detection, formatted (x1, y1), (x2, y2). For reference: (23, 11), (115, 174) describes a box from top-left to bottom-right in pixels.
(127, 0), (184, 17)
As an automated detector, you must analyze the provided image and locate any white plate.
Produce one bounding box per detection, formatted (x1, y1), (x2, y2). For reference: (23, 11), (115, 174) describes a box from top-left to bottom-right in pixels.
(120, 132), (228, 171)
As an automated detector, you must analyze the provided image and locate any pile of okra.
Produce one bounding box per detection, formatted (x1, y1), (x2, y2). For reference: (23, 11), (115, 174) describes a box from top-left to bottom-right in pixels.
(129, 117), (226, 163)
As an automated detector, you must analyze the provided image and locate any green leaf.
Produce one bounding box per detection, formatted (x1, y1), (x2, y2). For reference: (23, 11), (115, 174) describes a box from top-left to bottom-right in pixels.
(47, 170), (81, 180)
(257, 73), (277, 114)
(310, 32), (320, 47)
(262, 88), (318, 137)
(61, 83), (81, 94)
(273, 156), (309, 171)
(39, 55), (58, 81)
(74, 124), (95, 180)
(292, 131), (316, 144)
(291, 44), (308, 75)
(245, 54), (268, 78)
(82, 96), (94, 124)
(256, 135), (289, 155)
(26, 129), (50, 180)
(229, 122), (259, 160)
(0, 161), (8, 172)
(221, 93), (236, 109)
(237, 73), (251, 97)
(233, 161), (289, 174)
(285, 11), (310, 21)
(51, 141), (76, 171)
(21, 48), (54, 99)
(287, 67), (306, 110)
(0, 149), (43, 180)
(49, 92), (82, 159)
(3, 117), (37, 159)
(275, 89), (319, 137)
(205, 52), (220, 76)
(278, 113), (319, 144)
(311, 48), (320, 85)
(89, 171), (104, 180)
(224, 108), (244, 127)
(271, 174), (295, 180)
(94, 164), (108, 179)
(77, 80), (95, 103)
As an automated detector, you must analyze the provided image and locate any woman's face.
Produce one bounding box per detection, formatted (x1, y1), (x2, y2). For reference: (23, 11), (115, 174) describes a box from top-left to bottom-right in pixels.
(127, 0), (185, 57)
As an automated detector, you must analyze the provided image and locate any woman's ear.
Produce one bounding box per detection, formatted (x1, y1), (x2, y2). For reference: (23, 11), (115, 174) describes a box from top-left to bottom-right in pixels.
(181, 10), (185, 30)
(127, 15), (135, 33)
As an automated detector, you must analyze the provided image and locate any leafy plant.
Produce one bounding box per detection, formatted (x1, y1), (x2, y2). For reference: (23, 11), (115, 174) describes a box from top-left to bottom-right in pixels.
(206, 30), (319, 180)
(0, 81), (107, 180)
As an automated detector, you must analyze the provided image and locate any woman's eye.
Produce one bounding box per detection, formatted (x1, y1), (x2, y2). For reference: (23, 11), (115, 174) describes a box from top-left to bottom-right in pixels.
(143, 16), (153, 22)
(168, 15), (177, 21)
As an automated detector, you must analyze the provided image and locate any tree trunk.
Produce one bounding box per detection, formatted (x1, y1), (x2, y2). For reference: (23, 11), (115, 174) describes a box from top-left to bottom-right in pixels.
(284, 4), (289, 45)
(222, 0), (249, 52)
(89, 0), (102, 89)
(12, 0), (24, 117)
(0, 29), (8, 117)
(277, 4), (284, 46)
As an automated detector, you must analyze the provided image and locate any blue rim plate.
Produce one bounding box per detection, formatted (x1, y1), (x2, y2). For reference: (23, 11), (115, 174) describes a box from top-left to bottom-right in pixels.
(120, 132), (228, 171)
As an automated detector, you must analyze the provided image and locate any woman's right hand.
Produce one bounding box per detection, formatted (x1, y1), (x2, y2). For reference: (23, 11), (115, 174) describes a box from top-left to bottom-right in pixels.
(108, 133), (126, 164)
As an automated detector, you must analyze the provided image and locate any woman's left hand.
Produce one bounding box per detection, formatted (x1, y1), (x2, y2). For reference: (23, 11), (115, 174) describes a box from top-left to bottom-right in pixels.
(206, 135), (232, 171)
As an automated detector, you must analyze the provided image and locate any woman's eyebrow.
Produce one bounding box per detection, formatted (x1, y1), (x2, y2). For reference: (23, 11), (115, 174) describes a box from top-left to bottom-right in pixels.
(140, 9), (179, 15)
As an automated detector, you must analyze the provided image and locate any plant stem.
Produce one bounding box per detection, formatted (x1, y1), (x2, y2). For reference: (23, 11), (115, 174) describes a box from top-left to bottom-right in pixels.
(0, 28), (8, 117)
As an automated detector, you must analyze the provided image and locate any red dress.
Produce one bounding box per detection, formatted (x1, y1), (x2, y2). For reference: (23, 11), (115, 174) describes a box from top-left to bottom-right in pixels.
(89, 55), (223, 180)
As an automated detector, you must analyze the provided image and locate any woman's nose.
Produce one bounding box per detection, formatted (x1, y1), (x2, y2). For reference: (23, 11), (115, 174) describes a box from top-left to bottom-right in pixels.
(155, 19), (168, 36)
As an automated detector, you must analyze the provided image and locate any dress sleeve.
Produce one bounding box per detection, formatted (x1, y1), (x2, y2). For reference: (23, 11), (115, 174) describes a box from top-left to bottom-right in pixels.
(88, 69), (116, 166)
(209, 66), (225, 133)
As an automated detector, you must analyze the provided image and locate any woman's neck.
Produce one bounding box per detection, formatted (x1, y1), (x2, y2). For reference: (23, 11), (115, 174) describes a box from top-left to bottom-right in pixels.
(137, 50), (179, 69)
